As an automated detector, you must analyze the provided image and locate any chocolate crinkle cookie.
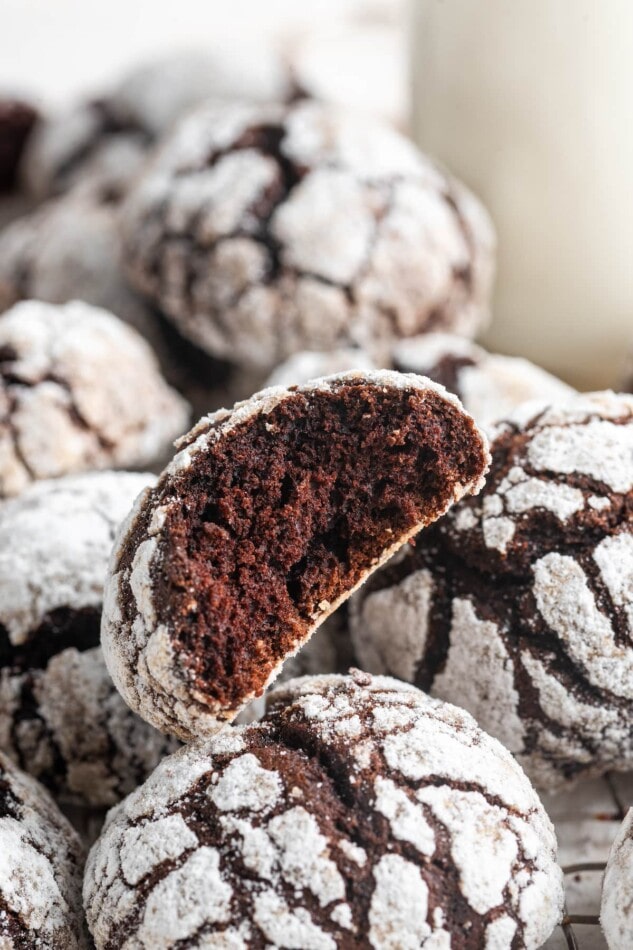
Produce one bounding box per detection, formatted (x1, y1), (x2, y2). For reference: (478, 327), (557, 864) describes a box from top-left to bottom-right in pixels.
(351, 391), (633, 789)
(0, 190), (149, 325)
(0, 471), (179, 807)
(601, 808), (633, 950)
(120, 98), (495, 371)
(0, 191), (248, 410)
(392, 332), (575, 429)
(0, 750), (86, 948)
(0, 299), (189, 497)
(83, 673), (564, 950)
(21, 46), (297, 201)
(102, 370), (489, 740)
(0, 97), (38, 192)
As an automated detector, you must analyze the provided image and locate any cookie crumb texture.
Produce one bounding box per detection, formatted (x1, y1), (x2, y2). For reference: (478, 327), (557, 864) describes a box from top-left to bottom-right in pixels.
(0, 472), (179, 807)
(121, 99), (495, 370)
(351, 391), (633, 789)
(601, 808), (633, 950)
(392, 332), (575, 429)
(102, 371), (489, 740)
(0, 299), (189, 497)
(83, 674), (563, 950)
(0, 751), (86, 948)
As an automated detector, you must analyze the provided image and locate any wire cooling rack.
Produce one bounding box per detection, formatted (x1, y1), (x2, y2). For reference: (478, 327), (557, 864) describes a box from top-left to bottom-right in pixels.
(549, 771), (630, 949)
(560, 865), (604, 949)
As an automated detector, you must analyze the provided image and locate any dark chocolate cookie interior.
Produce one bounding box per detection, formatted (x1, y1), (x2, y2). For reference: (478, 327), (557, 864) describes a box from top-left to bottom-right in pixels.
(141, 379), (486, 710)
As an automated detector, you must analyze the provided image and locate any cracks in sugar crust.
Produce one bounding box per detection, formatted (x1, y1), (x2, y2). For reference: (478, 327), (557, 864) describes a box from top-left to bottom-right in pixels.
(123, 103), (491, 364)
(357, 395), (633, 785)
(89, 682), (555, 949)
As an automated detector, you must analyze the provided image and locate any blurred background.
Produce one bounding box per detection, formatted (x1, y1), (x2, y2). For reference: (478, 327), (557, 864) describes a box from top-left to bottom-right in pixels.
(0, 0), (408, 124)
(3, 0), (631, 391)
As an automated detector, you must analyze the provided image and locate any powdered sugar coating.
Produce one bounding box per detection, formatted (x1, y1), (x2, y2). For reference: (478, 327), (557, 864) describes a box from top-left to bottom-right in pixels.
(0, 192), (152, 332)
(392, 333), (575, 430)
(0, 471), (178, 806)
(444, 391), (633, 570)
(0, 751), (86, 947)
(0, 471), (150, 643)
(21, 47), (296, 201)
(350, 391), (633, 788)
(83, 674), (563, 949)
(21, 100), (147, 202)
(0, 191), (225, 394)
(121, 98), (495, 370)
(0, 300), (189, 497)
(601, 809), (633, 949)
(102, 370), (489, 740)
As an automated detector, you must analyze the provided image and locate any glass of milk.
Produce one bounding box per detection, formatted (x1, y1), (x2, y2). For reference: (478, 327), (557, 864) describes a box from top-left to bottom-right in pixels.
(412, 0), (633, 389)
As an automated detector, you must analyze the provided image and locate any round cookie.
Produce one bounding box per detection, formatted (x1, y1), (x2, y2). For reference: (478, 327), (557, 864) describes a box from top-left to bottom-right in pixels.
(0, 191), (149, 325)
(601, 808), (633, 950)
(392, 333), (575, 429)
(350, 391), (633, 788)
(0, 750), (86, 948)
(22, 47), (297, 201)
(83, 673), (564, 950)
(0, 299), (189, 497)
(0, 471), (178, 807)
(0, 192), (252, 413)
(120, 98), (495, 370)
(102, 370), (489, 740)
(0, 97), (38, 192)
(265, 348), (376, 388)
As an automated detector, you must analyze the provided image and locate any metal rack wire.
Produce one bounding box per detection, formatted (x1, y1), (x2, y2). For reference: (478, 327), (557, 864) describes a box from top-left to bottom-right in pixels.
(557, 771), (628, 948)
(560, 863), (604, 949)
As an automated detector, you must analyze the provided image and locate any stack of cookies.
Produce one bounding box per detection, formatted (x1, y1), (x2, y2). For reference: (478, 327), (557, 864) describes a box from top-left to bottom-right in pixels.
(0, 42), (631, 950)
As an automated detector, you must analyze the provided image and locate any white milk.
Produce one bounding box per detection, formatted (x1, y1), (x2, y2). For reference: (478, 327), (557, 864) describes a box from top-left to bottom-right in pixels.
(412, 0), (633, 388)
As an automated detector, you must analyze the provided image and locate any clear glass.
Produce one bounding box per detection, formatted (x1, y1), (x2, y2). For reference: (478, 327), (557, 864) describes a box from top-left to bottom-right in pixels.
(412, 0), (633, 389)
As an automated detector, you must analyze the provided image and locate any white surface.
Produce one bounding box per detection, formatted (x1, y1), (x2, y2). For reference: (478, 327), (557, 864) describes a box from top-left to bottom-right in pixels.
(0, 0), (404, 106)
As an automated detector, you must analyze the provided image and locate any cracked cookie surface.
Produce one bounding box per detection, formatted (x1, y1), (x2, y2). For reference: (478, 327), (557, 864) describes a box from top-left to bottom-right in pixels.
(121, 99), (495, 370)
(0, 750), (86, 948)
(83, 673), (563, 950)
(0, 299), (189, 497)
(0, 191), (244, 411)
(0, 471), (179, 807)
(21, 48), (297, 201)
(102, 370), (489, 740)
(351, 391), (633, 789)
